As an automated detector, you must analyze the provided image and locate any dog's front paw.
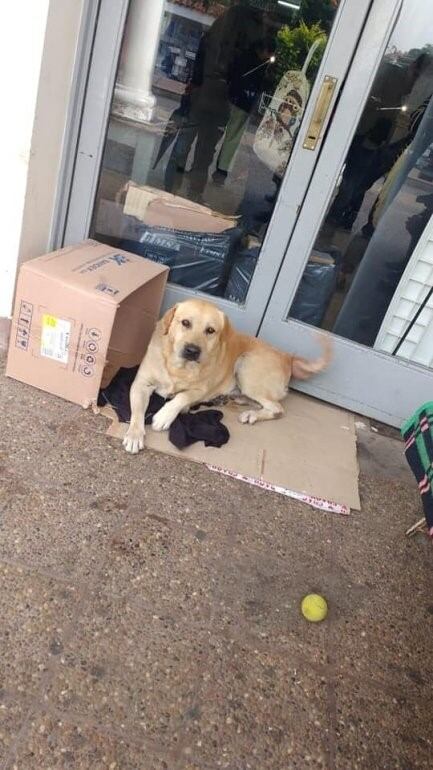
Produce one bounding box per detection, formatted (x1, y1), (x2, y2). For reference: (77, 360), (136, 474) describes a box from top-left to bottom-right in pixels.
(123, 426), (145, 454)
(152, 405), (175, 432)
(239, 409), (258, 425)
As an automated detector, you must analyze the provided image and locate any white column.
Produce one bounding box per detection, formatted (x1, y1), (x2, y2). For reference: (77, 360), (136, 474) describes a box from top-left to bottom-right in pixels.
(113, 0), (165, 124)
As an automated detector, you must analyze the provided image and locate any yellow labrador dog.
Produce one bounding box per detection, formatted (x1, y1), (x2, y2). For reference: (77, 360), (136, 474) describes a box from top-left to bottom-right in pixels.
(123, 298), (331, 453)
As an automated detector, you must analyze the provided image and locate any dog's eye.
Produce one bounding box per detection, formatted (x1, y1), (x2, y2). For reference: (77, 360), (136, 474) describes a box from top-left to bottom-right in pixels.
(181, 319), (191, 328)
(205, 326), (215, 335)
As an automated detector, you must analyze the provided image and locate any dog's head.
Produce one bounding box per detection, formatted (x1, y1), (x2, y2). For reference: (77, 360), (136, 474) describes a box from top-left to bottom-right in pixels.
(161, 299), (228, 366)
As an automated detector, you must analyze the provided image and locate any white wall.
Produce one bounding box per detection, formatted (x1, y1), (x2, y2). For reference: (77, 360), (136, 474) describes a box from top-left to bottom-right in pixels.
(0, 1), (50, 317)
(0, 0), (87, 320)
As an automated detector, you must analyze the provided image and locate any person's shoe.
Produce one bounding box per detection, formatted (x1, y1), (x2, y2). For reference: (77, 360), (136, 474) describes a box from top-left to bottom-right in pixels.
(255, 209), (272, 224)
(188, 190), (205, 205)
(212, 168), (228, 186)
(361, 221), (375, 238)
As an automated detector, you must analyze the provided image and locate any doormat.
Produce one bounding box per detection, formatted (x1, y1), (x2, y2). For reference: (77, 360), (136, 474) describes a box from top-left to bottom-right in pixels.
(102, 393), (360, 514)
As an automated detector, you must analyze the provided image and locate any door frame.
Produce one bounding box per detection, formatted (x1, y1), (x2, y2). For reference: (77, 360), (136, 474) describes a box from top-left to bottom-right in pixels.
(63, 0), (373, 333)
(259, 0), (433, 428)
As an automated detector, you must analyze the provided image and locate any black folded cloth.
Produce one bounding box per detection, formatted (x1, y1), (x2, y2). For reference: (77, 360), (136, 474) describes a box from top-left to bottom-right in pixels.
(98, 366), (229, 450)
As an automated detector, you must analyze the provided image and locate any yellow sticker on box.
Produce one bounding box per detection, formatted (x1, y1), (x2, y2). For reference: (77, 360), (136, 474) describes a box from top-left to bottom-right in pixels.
(41, 314), (71, 364)
(43, 315), (58, 328)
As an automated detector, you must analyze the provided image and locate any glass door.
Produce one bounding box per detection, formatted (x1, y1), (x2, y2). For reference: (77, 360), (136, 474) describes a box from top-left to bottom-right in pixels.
(260, 0), (433, 427)
(63, 0), (372, 333)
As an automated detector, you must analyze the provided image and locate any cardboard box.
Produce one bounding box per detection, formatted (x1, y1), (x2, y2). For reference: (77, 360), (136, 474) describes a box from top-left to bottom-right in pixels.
(123, 183), (239, 233)
(6, 240), (168, 406)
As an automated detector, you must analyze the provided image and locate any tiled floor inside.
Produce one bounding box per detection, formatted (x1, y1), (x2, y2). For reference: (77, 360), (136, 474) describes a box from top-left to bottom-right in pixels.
(0, 353), (432, 769)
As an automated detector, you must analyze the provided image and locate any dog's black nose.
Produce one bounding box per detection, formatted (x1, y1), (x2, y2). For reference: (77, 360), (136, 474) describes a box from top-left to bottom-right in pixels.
(183, 344), (201, 361)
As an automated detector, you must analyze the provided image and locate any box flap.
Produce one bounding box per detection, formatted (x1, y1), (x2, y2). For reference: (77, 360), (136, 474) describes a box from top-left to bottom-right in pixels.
(22, 240), (168, 304)
(124, 183), (239, 233)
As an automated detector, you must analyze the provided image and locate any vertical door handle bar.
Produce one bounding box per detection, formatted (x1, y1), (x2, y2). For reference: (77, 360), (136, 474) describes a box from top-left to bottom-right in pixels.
(303, 75), (338, 150)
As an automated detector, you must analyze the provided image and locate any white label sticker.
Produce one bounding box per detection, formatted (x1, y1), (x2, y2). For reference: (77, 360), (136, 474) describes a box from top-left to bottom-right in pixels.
(40, 314), (71, 364)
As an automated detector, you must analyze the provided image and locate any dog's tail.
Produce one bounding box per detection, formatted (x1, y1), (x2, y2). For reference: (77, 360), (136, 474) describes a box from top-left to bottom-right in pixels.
(290, 334), (332, 381)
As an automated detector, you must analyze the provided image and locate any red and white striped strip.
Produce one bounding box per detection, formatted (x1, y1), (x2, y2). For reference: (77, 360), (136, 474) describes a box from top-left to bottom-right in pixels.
(206, 464), (351, 515)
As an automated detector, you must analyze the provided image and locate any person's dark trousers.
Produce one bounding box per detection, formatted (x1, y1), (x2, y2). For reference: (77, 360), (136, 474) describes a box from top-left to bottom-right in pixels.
(328, 138), (378, 228)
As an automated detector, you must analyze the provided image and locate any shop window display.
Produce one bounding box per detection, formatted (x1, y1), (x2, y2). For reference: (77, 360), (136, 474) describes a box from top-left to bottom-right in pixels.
(90, 0), (338, 302)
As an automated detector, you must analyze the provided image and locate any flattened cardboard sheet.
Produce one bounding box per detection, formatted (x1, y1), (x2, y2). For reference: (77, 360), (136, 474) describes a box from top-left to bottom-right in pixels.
(103, 392), (360, 512)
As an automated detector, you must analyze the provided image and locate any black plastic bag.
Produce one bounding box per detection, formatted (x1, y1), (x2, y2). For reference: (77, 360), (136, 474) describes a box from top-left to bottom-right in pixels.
(224, 246), (260, 304)
(119, 219), (243, 296)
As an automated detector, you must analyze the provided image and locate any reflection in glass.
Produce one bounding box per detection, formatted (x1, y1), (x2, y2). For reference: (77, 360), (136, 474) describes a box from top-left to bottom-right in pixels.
(289, 0), (433, 368)
(90, 0), (338, 302)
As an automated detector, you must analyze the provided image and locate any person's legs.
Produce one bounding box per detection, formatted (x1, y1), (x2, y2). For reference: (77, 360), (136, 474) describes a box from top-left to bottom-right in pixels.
(217, 104), (249, 174)
(187, 112), (224, 198)
(328, 139), (370, 228)
(164, 121), (198, 192)
(337, 148), (389, 229)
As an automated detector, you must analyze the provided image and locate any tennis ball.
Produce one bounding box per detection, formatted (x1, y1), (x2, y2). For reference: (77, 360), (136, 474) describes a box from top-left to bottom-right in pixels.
(301, 593), (328, 623)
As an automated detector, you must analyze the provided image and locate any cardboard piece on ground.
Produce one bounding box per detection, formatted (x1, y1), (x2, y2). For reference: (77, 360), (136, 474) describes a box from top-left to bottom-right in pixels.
(6, 240), (168, 406)
(124, 182), (238, 233)
(104, 393), (360, 512)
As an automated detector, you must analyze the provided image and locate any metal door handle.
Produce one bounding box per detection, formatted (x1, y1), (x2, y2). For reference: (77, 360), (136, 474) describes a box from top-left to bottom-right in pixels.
(303, 75), (337, 150)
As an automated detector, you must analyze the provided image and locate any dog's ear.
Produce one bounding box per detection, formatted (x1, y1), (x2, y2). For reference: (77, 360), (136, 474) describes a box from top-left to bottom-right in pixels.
(218, 309), (230, 341)
(161, 304), (177, 335)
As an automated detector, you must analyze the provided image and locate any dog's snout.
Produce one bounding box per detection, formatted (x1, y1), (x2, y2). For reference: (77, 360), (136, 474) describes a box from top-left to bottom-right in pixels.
(183, 344), (201, 361)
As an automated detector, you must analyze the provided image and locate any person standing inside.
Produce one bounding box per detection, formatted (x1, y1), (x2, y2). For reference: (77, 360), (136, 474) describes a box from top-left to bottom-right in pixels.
(165, 1), (268, 201)
(212, 36), (276, 185)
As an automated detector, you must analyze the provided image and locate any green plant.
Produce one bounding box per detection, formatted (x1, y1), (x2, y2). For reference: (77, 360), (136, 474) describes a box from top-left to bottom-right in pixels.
(273, 22), (326, 84)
